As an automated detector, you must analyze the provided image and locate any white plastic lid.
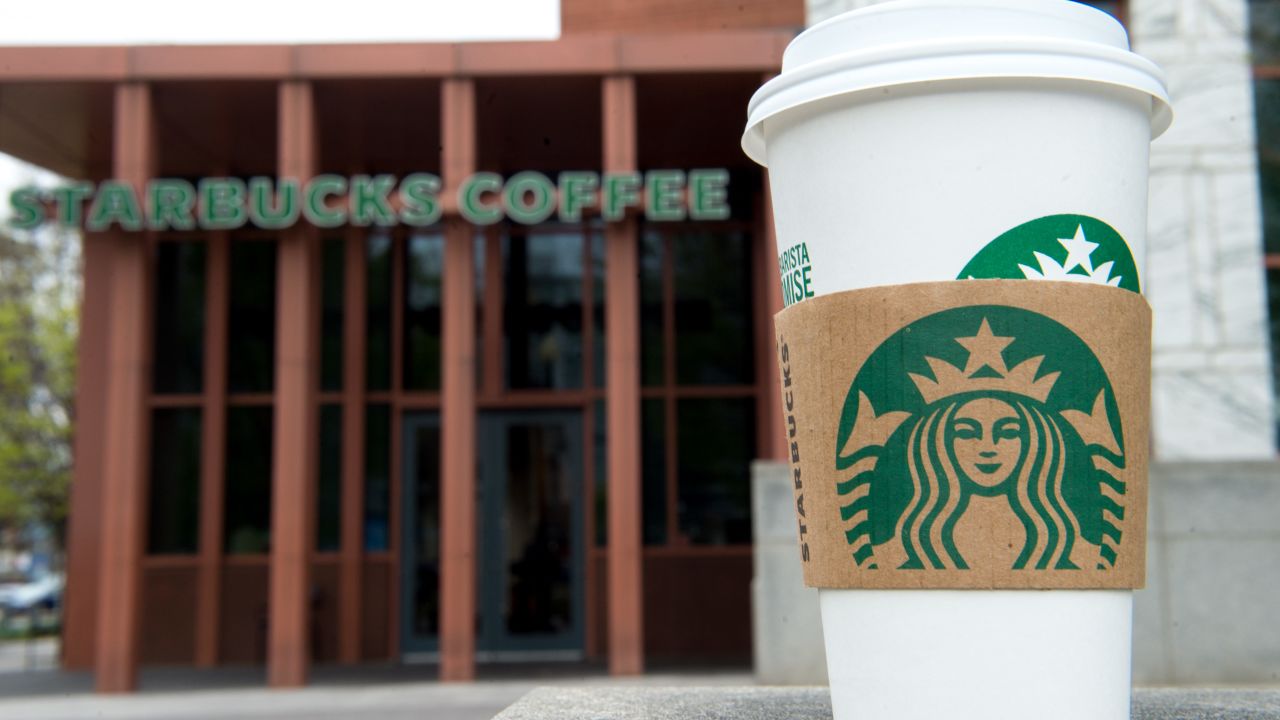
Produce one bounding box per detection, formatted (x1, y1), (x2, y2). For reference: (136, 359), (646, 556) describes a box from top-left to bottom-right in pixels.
(742, 0), (1172, 165)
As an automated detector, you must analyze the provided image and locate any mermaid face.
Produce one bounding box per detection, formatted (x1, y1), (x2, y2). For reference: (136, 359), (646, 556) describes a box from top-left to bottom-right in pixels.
(949, 397), (1024, 489)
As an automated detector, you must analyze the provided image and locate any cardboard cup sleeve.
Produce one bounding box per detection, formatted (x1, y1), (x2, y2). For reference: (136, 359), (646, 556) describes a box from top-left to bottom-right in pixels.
(775, 280), (1150, 590)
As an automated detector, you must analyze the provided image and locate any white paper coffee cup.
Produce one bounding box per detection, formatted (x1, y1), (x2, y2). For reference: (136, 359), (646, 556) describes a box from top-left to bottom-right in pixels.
(744, 2), (1170, 719)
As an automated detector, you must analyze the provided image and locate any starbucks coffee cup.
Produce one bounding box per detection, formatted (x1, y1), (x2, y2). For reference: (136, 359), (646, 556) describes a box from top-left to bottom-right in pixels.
(745, 0), (1170, 299)
(744, 2), (1169, 719)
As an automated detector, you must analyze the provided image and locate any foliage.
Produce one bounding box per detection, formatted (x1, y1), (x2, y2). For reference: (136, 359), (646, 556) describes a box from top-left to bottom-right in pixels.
(0, 228), (78, 547)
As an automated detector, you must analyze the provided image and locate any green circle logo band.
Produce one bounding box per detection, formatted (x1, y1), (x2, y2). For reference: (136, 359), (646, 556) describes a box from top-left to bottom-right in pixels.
(834, 306), (1127, 573)
(959, 214), (1140, 293)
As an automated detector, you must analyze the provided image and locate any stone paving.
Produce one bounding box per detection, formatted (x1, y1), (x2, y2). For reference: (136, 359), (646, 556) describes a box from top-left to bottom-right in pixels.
(0, 655), (751, 720)
(496, 686), (1280, 720)
(2, 647), (1278, 720)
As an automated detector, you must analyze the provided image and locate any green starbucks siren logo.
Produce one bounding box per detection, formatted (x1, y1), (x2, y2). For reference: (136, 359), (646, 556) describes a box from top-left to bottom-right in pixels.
(834, 306), (1127, 572)
(959, 214), (1140, 293)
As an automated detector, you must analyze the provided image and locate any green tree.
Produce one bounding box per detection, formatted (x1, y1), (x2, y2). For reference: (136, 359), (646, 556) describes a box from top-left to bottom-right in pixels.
(0, 228), (77, 550)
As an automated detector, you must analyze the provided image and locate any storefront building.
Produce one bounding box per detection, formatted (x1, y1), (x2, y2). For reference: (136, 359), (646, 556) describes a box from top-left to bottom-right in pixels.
(7, 0), (1278, 694)
(0, 2), (804, 691)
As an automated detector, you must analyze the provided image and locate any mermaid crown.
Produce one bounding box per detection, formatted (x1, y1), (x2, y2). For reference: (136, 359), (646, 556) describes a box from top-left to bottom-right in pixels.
(908, 318), (1059, 404)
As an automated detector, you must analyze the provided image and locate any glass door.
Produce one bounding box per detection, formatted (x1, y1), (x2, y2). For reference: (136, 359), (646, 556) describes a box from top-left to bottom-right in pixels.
(477, 410), (585, 659)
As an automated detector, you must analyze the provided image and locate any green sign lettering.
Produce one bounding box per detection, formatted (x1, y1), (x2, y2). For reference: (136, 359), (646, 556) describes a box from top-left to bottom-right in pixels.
(149, 179), (197, 231)
(399, 173), (443, 227)
(460, 172), (503, 225)
(8, 187), (42, 230)
(504, 171), (556, 225)
(248, 177), (300, 230)
(88, 181), (144, 232)
(304, 174), (348, 228)
(645, 169), (685, 222)
(199, 178), (247, 231)
(9, 169), (732, 232)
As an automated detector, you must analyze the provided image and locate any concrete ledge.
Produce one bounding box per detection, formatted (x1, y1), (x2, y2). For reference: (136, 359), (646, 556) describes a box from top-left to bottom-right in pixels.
(494, 687), (1280, 719)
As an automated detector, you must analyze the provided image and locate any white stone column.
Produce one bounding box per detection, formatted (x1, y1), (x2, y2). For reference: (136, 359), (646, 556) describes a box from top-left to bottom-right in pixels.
(1131, 0), (1276, 459)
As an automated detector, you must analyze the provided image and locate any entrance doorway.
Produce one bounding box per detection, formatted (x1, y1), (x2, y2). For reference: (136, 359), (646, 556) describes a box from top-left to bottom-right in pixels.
(400, 411), (585, 661)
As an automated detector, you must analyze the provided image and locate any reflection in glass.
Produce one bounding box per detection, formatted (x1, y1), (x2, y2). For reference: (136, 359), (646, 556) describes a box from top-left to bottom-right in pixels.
(148, 408), (201, 554)
(224, 406), (273, 553)
(403, 233), (444, 390)
(677, 398), (755, 545)
(316, 404), (341, 552)
(364, 404), (391, 552)
(410, 422), (441, 638)
(504, 229), (584, 389)
(320, 237), (344, 392)
(153, 241), (205, 394)
(673, 230), (754, 385)
(227, 240), (277, 393)
(639, 230), (664, 386)
(501, 422), (574, 635)
(367, 233), (393, 391)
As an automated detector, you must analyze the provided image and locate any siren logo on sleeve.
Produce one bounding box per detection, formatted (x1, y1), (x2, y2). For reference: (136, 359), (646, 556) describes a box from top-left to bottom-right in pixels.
(833, 307), (1128, 573)
(959, 214), (1140, 293)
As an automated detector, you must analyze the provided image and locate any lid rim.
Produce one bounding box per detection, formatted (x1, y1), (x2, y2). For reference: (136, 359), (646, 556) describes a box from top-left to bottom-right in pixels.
(742, 45), (1172, 166)
(752, 35), (1166, 120)
(742, 74), (1173, 166)
(743, 1), (1171, 167)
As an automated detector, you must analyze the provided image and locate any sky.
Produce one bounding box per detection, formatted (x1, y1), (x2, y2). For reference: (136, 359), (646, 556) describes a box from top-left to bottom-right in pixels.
(0, 0), (560, 45)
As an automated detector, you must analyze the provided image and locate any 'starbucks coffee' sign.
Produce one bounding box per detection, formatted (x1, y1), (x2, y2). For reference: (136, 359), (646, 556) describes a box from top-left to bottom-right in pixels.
(8, 169), (730, 232)
(776, 280), (1150, 590)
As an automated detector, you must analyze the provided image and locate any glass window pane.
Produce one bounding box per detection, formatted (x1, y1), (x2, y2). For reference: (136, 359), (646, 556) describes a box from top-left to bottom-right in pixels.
(1255, 79), (1280, 255)
(474, 234), (486, 390)
(673, 230), (755, 386)
(227, 240), (277, 393)
(367, 232), (393, 391)
(501, 420), (575, 635)
(224, 406), (273, 554)
(148, 407), (201, 554)
(321, 237), (345, 392)
(153, 241), (205, 394)
(1253, 0), (1280, 65)
(403, 233), (444, 390)
(642, 397), (667, 545)
(1269, 267), (1280, 442)
(409, 420), (440, 637)
(640, 230), (665, 387)
(504, 228), (584, 389)
(591, 227), (606, 389)
(593, 399), (607, 547)
(316, 404), (342, 552)
(364, 404), (391, 551)
(1077, 1), (1120, 23)
(676, 397), (755, 546)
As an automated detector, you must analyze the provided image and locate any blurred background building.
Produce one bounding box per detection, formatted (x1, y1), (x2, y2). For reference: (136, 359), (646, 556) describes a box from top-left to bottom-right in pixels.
(0, 0), (1274, 694)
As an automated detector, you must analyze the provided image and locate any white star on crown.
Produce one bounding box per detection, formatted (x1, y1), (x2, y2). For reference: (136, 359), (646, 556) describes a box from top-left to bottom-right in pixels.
(1018, 225), (1122, 287)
